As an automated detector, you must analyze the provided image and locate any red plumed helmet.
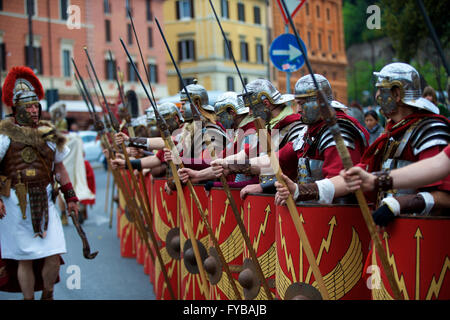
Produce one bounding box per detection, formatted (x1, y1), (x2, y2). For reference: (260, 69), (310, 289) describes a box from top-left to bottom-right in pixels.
(2, 66), (44, 107)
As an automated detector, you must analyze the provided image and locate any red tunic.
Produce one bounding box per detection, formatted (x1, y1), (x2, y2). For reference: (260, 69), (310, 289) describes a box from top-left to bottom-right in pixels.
(358, 112), (450, 193)
(278, 111), (369, 181)
(81, 160), (96, 205)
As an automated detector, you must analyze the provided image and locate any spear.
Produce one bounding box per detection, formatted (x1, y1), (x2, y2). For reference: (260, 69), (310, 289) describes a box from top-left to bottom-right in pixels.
(82, 47), (177, 299)
(119, 37), (212, 300)
(208, 0), (330, 299)
(279, 0), (402, 299)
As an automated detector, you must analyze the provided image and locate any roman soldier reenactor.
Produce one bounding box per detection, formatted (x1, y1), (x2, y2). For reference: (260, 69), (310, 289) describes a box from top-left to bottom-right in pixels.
(0, 66), (79, 300)
(275, 63), (450, 224)
(176, 91), (260, 189)
(274, 74), (369, 204)
(211, 79), (305, 199)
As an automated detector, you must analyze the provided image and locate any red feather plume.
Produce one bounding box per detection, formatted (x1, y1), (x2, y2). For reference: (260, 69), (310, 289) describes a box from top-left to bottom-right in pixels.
(2, 66), (44, 107)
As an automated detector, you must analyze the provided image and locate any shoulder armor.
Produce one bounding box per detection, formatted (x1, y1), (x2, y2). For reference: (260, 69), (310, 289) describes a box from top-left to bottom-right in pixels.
(317, 119), (365, 154)
(203, 123), (229, 150)
(279, 120), (306, 148)
(409, 118), (450, 156)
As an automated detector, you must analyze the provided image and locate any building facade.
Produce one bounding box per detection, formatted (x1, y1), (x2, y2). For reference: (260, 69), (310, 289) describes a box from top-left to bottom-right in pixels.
(271, 0), (348, 104)
(163, 0), (270, 95)
(0, 0), (167, 119)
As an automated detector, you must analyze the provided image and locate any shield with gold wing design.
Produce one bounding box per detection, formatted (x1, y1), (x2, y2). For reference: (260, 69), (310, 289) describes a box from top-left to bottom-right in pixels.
(239, 194), (277, 300)
(276, 204), (372, 300)
(118, 170), (136, 258)
(153, 177), (180, 300)
(207, 188), (244, 300)
(180, 184), (209, 300)
(370, 216), (450, 300)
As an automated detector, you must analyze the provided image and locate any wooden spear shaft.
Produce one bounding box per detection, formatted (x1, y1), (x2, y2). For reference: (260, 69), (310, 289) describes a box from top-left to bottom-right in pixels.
(325, 117), (403, 300)
(176, 135), (242, 300)
(252, 118), (330, 300)
(204, 136), (273, 300)
(125, 124), (178, 299)
(278, 0), (402, 299)
(119, 36), (211, 299)
(161, 135), (211, 299)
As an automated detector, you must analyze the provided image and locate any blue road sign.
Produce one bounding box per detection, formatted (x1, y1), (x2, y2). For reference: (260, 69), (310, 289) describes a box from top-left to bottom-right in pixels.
(269, 33), (307, 73)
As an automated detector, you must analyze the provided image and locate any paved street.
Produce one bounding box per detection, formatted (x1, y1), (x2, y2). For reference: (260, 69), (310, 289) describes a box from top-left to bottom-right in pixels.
(0, 163), (156, 300)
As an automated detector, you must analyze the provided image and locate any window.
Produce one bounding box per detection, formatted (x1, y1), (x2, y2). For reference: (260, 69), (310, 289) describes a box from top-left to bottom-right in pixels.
(227, 76), (234, 91)
(326, 7), (330, 21)
(224, 39), (232, 60)
(25, 0), (36, 16)
(237, 3), (245, 22)
(127, 23), (133, 45)
(127, 61), (138, 82)
(328, 35), (332, 52)
(256, 43), (264, 64)
(0, 43), (6, 70)
(148, 27), (153, 48)
(146, 0), (152, 21)
(148, 63), (158, 83)
(253, 6), (261, 24)
(240, 41), (248, 62)
(24, 45), (43, 74)
(305, 3), (309, 16)
(318, 33), (322, 51)
(177, 39), (195, 61)
(0, 0), (3, 11)
(307, 31), (311, 48)
(176, 0), (194, 20)
(60, 0), (69, 20)
(105, 58), (116, 80)
(62, 49), (71, 77)
(179, 77), (195, 91)
(316, 5), (320, 18)
(126, 0), (132, 17)
(221, 0), (229, 19)
(105, 20), (111, 42)
(103, 0), (111, 14)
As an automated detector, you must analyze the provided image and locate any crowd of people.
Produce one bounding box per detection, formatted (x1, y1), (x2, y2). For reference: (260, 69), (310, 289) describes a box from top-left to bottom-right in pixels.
(0, 58), (448, 300)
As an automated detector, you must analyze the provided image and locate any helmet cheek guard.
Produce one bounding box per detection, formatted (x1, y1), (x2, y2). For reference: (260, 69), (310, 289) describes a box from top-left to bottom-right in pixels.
(301, 100), (321, 124)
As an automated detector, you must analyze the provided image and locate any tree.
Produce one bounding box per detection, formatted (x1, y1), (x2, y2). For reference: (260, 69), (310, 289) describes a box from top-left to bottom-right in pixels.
(380, 0), (450, 63)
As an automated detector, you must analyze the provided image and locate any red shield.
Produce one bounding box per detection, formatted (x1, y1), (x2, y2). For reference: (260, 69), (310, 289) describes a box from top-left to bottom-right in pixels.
(242, 194), (277, 299)
(153, 178), (180, 300)
(370, 216), (450, 300)
(208, 188), (244, 300)
(117, 170), (136, 258)
(276, 204), (372, 300)
(180, 184), (209, 300)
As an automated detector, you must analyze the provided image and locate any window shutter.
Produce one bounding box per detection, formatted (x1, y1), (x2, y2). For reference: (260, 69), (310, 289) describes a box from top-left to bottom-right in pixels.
(176, 1), (180, 20)
(177, 41), (182, 61)
(190, 0), (194, 18)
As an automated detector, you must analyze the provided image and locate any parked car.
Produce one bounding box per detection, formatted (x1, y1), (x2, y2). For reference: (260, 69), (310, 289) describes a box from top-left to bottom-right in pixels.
(79, 130), (104, 163)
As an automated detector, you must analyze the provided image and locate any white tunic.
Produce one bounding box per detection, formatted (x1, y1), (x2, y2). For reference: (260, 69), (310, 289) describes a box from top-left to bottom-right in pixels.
(0, 134), (70, 260)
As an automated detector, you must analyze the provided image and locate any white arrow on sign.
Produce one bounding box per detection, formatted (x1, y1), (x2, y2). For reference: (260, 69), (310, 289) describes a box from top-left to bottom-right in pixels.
(272, 44), (303, 61)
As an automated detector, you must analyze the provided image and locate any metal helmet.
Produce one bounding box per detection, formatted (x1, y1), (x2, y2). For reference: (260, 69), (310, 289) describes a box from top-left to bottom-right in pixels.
(2, 66), (44, 126)
(181, 102), (193, 122)
(145, 107), (156, 125)
(157, 102), (183, 132)
(158, 102), (184, 123)
(214, 92), (246, 129)
(374, 62), (439, 114)
(144, 107), (160, 137)
(294, 74), (334, 124)
(179, 79), (214, 112)
(242, 79), (294, 123)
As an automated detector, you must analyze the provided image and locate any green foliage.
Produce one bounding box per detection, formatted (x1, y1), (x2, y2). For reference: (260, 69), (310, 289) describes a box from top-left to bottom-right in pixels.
(343, 0), (385, 48)
(380, 0), (450, 62)
(347, 58), (388, 106)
